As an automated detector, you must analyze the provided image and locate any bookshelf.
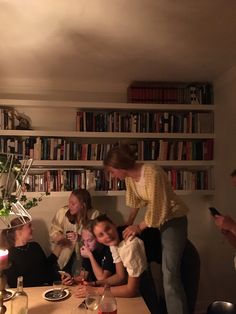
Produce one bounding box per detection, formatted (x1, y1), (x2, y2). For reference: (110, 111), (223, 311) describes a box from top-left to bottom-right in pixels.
(0, 99), (215, 196)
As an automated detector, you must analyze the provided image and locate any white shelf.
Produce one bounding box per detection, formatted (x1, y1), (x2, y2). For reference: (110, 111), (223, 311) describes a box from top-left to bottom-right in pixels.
(1, 98), (215, 195)
(0, 130), (215, 139)
(23, 189), (215, 198)
(0, 99), (215, 111)
(29, 160), (215, 169)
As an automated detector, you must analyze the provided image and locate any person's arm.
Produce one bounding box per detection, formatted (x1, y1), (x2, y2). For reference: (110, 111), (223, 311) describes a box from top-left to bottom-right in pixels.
(110, 275), (140, 297)
(50, 207), (68, 242)
(214, 215), (236, 237)
(74, 270), (139, 298)
(122, 220), (148, 240)
(80, 246), (113, 281)
(95, 261), (127, 286)
(74, 238), (146, 298)
(125, 208), (140, 225)
(222, 230), (236, 249)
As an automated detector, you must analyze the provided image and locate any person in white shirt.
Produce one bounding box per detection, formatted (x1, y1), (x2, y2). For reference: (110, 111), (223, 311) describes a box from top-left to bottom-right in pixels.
(74, 214), (159, 313)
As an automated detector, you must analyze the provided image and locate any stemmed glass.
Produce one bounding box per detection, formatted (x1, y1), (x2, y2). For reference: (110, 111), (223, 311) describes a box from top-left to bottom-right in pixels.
(71, 301), (87, 314)
(74, 267), (89, 285)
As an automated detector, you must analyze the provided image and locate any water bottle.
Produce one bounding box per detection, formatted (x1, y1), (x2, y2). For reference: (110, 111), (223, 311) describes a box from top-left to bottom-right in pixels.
(98, 284), (117, 314)
(11, 276), (28, 314)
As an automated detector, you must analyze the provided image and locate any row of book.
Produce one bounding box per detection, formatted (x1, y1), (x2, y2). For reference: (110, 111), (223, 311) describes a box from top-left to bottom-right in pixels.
(1, 138), (213, 161)
(76, 111), (214, 133)
(127, 81), (213, 104)
(0, 138), (115, 161)
(0, 108), (15, 130)
(25, 168), (213, 192)
(25, 169), (125, 192)
(166, 168), (214, 190)
(137, 139), (213, 161)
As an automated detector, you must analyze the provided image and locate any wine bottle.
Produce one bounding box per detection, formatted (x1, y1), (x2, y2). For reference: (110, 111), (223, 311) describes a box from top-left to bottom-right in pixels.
(98, 284), (117, 314)
(11, 276), (28, 314)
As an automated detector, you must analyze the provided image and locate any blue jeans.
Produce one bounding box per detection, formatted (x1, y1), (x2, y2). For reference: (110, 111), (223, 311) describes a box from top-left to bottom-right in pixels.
(160, 216), (188, 314)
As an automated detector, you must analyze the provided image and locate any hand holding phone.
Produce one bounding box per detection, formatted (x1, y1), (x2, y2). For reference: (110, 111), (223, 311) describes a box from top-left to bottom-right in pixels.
(209, 207), (222, 217)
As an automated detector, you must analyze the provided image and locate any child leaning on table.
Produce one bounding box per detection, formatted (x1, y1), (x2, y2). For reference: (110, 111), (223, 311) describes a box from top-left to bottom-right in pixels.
(61, 220), (115, 285)
(72, 214), (159, 314)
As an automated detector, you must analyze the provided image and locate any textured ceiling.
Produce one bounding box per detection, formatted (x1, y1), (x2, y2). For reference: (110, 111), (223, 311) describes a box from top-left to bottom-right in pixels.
(0, 0), (236, 97)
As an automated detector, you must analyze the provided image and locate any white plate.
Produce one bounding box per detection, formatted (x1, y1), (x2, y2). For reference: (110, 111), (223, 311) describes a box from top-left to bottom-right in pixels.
(3, 289), (15, 302)
(43, 288), (70, 301)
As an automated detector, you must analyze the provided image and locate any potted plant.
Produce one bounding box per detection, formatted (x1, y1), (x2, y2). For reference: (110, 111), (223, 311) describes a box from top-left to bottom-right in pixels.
(0, 153), (49, 219)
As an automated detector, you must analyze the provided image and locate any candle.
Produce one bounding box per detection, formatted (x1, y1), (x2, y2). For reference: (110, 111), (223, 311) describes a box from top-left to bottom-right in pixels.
(0, 249), (8, 269)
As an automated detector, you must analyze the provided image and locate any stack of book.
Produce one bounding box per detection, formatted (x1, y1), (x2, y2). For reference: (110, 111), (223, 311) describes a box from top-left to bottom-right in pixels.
(127, 81), (213, 104)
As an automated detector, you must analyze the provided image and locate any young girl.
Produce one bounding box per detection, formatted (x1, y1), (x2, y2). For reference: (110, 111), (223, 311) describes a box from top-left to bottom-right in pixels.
(50, 189), (100, 274)
(1, 217), (61, 288)
(62, 220), (115, 285)
(103, 144), (189, 314)
(75, 215), (147, 297)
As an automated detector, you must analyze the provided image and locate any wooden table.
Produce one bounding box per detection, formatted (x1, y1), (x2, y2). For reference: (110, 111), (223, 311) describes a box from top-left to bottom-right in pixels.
(4, 286), (150, 314)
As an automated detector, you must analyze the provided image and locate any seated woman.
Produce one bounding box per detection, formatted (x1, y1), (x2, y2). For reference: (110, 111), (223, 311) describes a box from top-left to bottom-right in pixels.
(1, 217), (61, 288)
(62, 220), (116, 285)
(50, 189), (101, 274)
(74, 215), (159, 313)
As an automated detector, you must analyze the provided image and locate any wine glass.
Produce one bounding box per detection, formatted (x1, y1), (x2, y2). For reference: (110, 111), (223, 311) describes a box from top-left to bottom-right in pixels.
(85, 291), (100, 312)
(71, 301), (87, 314)
(74, 267), (89, 285)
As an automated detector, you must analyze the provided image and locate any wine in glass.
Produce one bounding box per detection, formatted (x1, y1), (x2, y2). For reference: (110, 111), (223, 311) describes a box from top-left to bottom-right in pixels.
(74, 267), (89, 285)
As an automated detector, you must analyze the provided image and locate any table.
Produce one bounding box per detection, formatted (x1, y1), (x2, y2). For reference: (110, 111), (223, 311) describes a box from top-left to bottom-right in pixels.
(4, 286), (150, 314)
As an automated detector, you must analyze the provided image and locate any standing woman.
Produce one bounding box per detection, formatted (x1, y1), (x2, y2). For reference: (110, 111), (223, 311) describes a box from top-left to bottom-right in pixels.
(103, 144), (189, 314)
(50, 189), (100, 274)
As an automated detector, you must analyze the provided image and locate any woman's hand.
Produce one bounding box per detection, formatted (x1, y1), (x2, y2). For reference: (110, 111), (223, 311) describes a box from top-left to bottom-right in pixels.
(214, 215), (236, 233)
(61, 272), (74, 286)
(66, 231), (78, 242)
(74, 283), (96, 298)
(122, 225), (141, 240)
(80, 245), (92, 258)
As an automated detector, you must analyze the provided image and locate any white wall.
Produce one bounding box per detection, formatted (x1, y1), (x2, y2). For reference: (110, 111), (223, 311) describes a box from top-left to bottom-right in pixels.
(2, 79), (236, 312)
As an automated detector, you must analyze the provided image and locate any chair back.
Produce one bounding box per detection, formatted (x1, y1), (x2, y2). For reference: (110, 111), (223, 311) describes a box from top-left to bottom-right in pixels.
(207, 301), (236, 314)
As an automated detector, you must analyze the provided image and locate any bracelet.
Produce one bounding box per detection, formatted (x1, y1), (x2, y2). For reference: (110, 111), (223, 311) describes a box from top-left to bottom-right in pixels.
(94, 281), (98, 287)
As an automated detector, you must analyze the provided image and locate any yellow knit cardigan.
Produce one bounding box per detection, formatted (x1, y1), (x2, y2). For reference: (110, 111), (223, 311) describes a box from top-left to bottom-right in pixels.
(125, 164), (189, 228)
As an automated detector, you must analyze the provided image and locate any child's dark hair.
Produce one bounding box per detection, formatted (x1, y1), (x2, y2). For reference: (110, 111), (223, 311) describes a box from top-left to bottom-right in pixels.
(90, 214), (114, 234)
(66, 189), (92, 225)
(103, 144), (136, 170)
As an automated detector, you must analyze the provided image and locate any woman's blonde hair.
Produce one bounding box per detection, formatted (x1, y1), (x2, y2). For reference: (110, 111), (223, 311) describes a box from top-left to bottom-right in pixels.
(65, 189), (93, 226)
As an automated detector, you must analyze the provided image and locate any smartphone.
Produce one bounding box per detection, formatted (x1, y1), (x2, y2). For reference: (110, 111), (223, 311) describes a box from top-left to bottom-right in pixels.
(209, 207), (222, 217)
(58, 270), (66, 276)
